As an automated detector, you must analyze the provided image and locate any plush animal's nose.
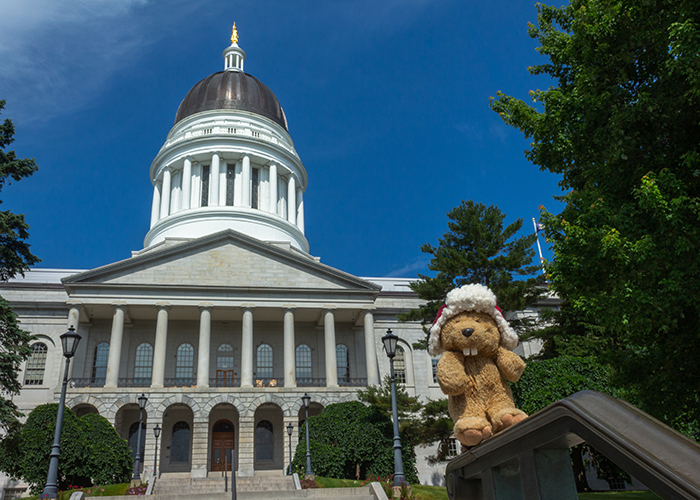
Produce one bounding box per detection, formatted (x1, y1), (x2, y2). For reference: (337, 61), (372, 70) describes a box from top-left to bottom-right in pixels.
(462, 328), (474, 338)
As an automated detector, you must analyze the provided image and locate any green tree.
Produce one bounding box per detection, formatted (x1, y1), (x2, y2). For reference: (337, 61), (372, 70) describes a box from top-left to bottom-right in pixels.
(0, 404), (132, 493)
(0, 99), (39, 431)
(291, 401), (418, 483)
(400, 200), (543, 349)
(491, 0), (700, 435)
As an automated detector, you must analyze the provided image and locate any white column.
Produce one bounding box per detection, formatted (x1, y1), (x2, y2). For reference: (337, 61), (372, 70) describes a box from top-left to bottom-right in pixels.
(182, 158), (192, 210)
(66, 303), (82, 380)
(287, 176), (296, 225)
(283, 307), (296, 388)
(151, 303), (170, 388)
(197, 304), (212, 388)
(240, 305), (255, 388)
(297, 188), (304, 232)
(269, 163), (278, 214)
(363, 309), (380, 385)
(210, 153), (221, 207)
(105, 303), (126, 388)
(323, 308), (338, 387)
(159, 168), (172, 218)
(150, 181), (162, 227)
(241, 155), (251, 208)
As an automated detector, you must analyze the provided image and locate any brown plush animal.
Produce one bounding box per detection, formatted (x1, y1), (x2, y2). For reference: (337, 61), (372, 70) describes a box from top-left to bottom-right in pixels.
(429, 284), (527, 447)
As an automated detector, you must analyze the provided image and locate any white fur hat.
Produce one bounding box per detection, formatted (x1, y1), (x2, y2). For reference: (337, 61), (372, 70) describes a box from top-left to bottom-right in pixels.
(428, 283), (518, 356)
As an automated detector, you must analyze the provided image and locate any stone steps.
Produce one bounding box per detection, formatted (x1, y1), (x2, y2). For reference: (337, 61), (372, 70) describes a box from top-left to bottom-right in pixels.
(154, 475), (296, 494)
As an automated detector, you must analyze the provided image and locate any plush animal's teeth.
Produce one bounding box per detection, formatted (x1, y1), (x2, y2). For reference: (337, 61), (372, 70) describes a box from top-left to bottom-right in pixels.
(463, 348), (470, 356)
(471, 347), (478, 356)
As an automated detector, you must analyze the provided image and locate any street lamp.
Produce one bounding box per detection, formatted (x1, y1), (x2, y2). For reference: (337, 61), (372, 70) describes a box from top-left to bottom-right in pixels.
(286, 422), (294, 475)
(382, 329), (406, 488)
(301, 393), (314, 478)
(40, 326), (81, 500)
(132, 393), (148, 482)
(153, 424), (161, 480)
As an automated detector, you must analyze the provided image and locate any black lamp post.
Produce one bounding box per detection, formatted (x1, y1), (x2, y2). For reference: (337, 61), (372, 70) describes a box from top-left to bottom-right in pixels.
(132, 393), (148, 482)
(40, 327), (81, 499)
(382, 329), (406, 488)
(153, 424), (161, 480)
(301, 393), (314, 478)
(286, 422), (294, 475)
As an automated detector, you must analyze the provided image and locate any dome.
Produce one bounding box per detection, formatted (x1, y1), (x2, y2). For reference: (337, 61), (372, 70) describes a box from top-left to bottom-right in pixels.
(174, 71), (288, 130)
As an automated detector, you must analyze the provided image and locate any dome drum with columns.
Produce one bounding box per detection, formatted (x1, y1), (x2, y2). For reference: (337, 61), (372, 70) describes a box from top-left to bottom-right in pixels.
(146, 28), (306, 252)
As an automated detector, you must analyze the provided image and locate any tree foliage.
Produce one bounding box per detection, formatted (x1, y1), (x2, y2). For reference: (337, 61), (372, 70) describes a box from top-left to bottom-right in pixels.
(491, 0), (700, 435)
(400, 200), (544, 349)
(291, 401), (418, 484)
(0, 99), (39, 431)
(0, 404), (132, 493)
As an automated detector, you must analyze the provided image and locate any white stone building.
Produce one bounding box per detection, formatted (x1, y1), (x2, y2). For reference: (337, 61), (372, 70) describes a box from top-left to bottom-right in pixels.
(1, 32), (461, 494)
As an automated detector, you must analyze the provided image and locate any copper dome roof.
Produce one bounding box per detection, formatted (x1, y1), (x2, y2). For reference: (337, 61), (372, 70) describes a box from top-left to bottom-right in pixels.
(174, 71), (287, 130)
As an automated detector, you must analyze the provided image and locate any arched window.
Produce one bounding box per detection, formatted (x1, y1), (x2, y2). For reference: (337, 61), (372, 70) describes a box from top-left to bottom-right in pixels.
(256, 344), (273, 379)
(295, 344), (312, 381)
(431, 356), (440, 384)
(176, 343), (194, 384)
(216, 344), (235, 387)
(134, 343), (153, 385)
(92, 342), (109, 381)
(128, 421), (146, 461)
(336, 344), (349, 382)
(24, 343), (48, 386)
(171, 421), (190, 463)
(394, 346), (406, 384)
(255, 420), (273, 461)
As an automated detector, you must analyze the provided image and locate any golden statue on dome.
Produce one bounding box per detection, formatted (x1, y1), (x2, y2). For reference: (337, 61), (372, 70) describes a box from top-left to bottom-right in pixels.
(231, 23), (239, 45)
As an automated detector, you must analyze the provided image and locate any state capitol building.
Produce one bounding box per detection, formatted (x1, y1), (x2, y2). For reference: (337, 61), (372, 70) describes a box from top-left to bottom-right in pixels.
(0, 28), (544, 494)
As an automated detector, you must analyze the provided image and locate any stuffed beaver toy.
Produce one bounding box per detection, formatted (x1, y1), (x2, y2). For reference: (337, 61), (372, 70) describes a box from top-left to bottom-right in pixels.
(429, 284), (527, 447)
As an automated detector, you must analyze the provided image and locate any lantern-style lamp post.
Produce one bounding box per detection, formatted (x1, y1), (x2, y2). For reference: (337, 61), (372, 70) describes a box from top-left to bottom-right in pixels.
(40, 327), (81, 499)
(153, 424), (161, 479)
(301, 393), (314, 478)
(382, 329), (406, 488)
(132, 393), (148, 482)
(286, 422), (294, 475)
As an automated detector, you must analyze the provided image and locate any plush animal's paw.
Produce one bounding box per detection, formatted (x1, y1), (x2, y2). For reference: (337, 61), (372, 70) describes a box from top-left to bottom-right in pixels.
(493, 408), (528, 432)
(454, 416), (492, 447)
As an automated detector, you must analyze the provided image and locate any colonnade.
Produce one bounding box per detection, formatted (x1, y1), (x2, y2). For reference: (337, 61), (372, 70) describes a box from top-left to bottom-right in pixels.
(67, 303), (381, 390)
(150, 153), (305, 231)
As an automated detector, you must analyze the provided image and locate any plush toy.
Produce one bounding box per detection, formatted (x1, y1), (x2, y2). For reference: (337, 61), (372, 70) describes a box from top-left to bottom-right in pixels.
(429, 284), (527, 447)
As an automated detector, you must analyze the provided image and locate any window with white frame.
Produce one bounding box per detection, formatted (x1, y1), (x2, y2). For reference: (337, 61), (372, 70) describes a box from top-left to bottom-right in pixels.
(295, 344), (312, 380)
(24, 342), (48, 386)
(336, 344), (349, 382)
(176, 343), (195, 383)
(134, 343), (153, 384)
(432, 356), (440, 384)
(256, 344), (273, 379)
(394, 346), (406, 384)
(92, 342), (109, 381)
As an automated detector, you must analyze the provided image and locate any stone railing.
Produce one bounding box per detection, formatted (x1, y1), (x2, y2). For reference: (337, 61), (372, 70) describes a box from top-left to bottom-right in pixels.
(297, 378), (326, 387)
(163, 121), (298, 158)
(210, 377), (241, 388)
(164, 377), (196, 387)
(118, 378), (151, 387)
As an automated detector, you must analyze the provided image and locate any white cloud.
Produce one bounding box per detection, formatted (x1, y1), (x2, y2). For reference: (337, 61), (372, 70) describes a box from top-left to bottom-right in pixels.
(0, 0), (159, 122)
(385, 255), (431, 278)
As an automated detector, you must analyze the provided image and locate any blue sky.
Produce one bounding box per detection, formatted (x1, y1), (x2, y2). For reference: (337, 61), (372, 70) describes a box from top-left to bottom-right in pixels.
(1, 0), (560, 278)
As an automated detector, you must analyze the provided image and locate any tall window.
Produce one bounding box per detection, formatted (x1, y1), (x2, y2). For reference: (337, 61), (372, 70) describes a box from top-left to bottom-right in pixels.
(92, 342), (109, 381)
(394, 346), (406, 384)
(201, 165), (210, 207)
(255, 420), (274, 461)
(256, 344), (273, 379)
(134, 343), (153, 385)
(176, 343), (195, 383)
(336, 344), (349, 382)
(216, 344), (235, 387)
(24, 343), (47, 386)
(171, 421), (190, 463)
(128, 421), (146, 461)
(226, 165), (235, 206)
(432, 357), (440, 384)
(295, 344), (312, 380)
(251, 168), (259, 209)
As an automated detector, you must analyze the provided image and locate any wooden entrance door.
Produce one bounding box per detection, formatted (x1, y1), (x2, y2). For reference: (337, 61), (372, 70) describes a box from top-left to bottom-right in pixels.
(211, 419), (235, 472)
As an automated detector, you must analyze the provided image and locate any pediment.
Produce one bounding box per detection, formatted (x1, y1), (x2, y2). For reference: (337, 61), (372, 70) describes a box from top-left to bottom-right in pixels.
(63, 230), (379, 292)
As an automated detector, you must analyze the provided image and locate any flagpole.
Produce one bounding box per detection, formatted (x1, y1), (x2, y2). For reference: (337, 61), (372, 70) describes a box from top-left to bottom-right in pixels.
(532, 218), (545, 276)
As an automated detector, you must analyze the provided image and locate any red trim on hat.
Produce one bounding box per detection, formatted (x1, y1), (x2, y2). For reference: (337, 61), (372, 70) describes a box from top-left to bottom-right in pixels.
(432, 304), (447, 326)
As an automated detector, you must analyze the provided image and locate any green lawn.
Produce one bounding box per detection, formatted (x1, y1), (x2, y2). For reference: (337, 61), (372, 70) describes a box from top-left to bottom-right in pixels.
(25, 483), (130, 499)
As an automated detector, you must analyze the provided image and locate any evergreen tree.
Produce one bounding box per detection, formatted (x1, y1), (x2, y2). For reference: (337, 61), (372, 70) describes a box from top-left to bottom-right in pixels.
(491, 0), (700, 434)
(401, 200), (543, 349)
(0, 99), (39, 431)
